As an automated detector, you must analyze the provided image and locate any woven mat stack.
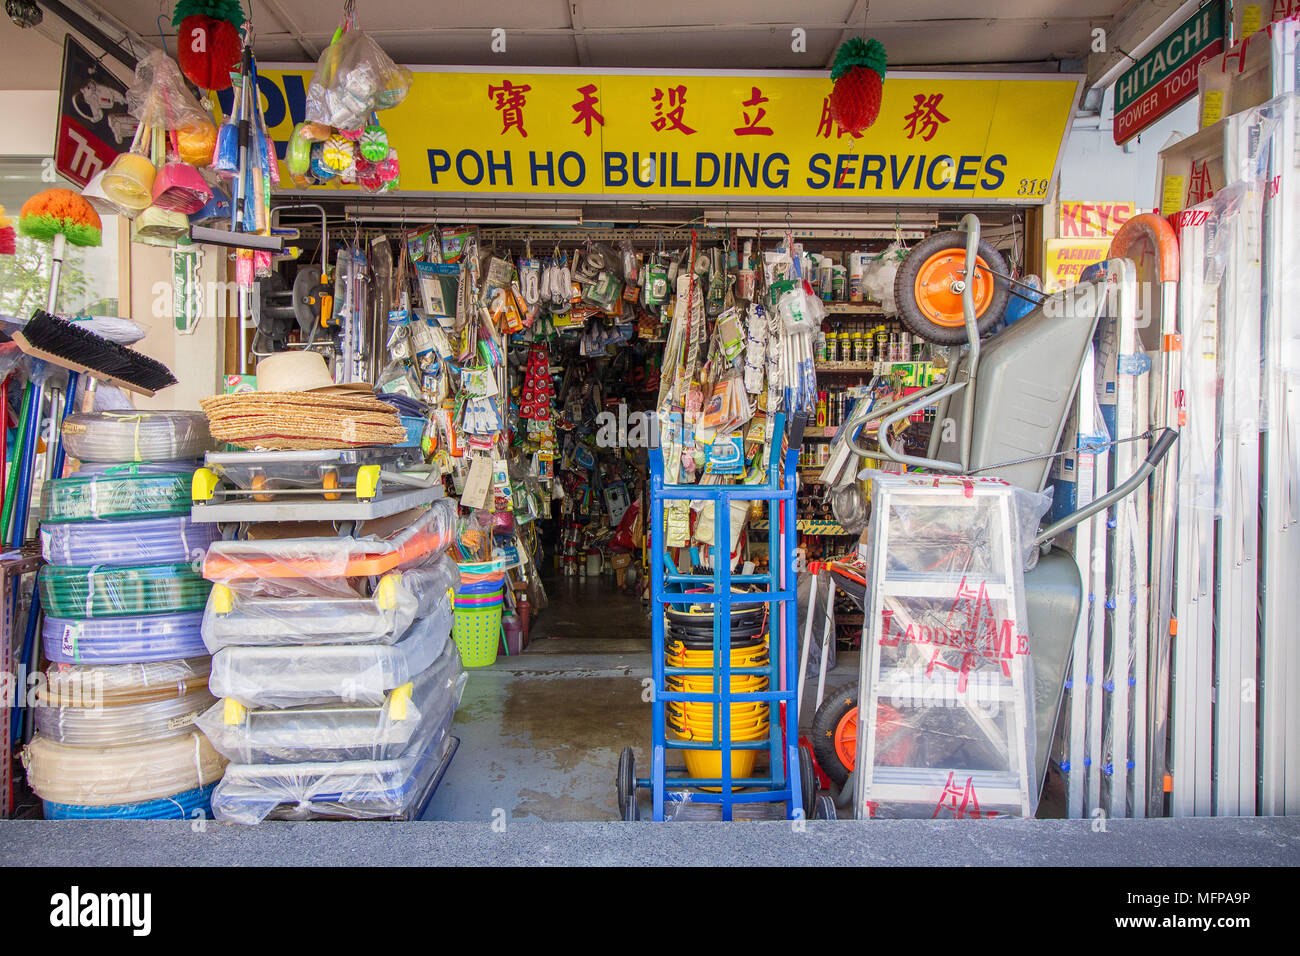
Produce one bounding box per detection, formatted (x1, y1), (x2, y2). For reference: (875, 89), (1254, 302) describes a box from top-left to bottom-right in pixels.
(200, 391), (407, 450)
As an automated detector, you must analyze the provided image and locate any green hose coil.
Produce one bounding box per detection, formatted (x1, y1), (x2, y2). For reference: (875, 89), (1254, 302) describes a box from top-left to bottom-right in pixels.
(43, 470), (193, 523)
(38, 563), (212, 618)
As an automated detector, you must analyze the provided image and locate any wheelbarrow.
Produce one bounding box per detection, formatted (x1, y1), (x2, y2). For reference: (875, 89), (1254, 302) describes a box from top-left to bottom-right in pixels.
(811, 213), (1178, 814)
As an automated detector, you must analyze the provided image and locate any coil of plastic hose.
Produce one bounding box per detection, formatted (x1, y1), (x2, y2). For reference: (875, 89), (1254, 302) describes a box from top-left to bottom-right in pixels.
(43, 612), (206, 664)
(60, 410), (212, 463)
(41, 515), (219, 567)
(22, 731), (227, 806)
(43, 470), (193, 523)
(44, 657), (211, 704)
(34, 686), (216, 746)
(43, 782), (216, 820)
(38, 563), (212, 618)
(76, 460), (202, 476)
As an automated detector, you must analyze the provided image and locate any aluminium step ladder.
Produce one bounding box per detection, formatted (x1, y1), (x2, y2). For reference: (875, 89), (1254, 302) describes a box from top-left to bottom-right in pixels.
(853, 473), (1036, 820)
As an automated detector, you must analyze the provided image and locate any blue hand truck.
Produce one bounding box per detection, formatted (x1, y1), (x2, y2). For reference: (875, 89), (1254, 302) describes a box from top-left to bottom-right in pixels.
(618, 411), (818, 821)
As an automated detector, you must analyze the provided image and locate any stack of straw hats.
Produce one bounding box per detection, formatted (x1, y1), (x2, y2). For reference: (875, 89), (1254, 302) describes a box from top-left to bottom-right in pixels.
(200, 352), (406, 450)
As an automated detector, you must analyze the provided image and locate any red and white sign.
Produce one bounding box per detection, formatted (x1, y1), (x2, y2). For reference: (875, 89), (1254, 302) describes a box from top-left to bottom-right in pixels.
(55, 35), (131, 187)
(1114, 41), (1223, 144)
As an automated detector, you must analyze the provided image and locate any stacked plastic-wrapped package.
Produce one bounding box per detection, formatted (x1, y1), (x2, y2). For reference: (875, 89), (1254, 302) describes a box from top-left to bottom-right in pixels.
(193, 497), (465, 824)
(22, 411), (227, 819)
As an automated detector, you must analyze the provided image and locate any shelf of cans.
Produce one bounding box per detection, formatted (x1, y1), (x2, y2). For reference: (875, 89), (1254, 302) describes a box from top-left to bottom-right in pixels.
(22, 411), (225, 819)
(190, 475), (466, 825)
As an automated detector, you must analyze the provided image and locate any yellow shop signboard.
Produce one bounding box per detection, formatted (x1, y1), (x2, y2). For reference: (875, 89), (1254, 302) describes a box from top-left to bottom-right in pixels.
(225, 66), (1080, 203)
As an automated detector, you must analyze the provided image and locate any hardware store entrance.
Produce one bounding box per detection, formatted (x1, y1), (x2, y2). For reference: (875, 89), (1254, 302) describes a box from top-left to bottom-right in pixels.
(283, 204), (1034, 823)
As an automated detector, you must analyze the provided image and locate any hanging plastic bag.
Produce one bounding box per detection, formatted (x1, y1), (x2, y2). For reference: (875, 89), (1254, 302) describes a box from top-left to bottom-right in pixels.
(862, 242), (908, 314)
(127, 50), (214, 136)
(304, 20), (413, 129)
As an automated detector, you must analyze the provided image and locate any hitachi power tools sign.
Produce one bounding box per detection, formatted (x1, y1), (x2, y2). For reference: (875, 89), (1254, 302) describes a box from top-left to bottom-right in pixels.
(1113, 0), (1225, 144)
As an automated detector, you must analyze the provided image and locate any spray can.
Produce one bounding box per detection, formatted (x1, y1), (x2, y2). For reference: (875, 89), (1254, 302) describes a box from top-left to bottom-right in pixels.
(848, 252), (866, 303)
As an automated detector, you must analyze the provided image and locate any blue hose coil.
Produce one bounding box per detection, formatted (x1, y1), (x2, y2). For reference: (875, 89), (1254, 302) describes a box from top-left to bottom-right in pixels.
(43, 612), (207, 664)
(41, 515), (219, 567)
(42, 783), (215, 820)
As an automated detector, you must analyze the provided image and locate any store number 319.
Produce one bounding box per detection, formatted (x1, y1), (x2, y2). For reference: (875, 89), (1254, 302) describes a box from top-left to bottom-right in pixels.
(1017, 178), (1050, 197)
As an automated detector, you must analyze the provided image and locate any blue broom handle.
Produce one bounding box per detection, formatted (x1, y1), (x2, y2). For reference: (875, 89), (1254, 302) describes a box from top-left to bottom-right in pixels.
(49, 370), (77, 483)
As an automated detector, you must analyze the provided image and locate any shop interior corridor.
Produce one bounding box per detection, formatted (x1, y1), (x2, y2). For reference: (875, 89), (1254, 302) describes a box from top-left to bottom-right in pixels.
(424, 571), (651, 822)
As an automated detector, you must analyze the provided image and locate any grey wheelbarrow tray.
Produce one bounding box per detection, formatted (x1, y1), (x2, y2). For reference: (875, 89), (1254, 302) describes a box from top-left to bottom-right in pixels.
(832, 213), (1178, 806)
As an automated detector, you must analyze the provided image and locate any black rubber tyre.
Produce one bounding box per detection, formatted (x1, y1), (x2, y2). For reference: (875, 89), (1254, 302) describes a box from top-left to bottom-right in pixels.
(617, 747), (635, 818)
(799, 746), (817, 817)
(812, 693), (858, 787)
(813, 795), (837, 820)
(623, 792), (640, 821)
(893, 230), (1010, 345)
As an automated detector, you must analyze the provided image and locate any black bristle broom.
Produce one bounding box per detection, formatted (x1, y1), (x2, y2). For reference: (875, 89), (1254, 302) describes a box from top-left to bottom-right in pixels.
(13, 311), (177, 407)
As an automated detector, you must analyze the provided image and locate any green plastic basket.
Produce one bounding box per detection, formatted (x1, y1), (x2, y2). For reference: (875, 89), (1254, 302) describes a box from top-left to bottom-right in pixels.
(453, 604), (503, 668)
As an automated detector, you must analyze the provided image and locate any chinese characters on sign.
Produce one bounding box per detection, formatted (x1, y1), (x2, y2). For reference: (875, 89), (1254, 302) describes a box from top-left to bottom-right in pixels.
(488, 80), (531, 137)
(651, 85), (696, 134)
(571, 83), (603, 137)
(816, 96), (862, 139)
(903, 93), (949, 142)
(733, 86), (774, 136)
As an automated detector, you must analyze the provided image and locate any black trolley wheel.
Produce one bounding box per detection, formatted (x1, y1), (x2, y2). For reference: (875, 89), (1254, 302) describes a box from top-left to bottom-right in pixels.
(623, 792), (640, 822)
(799, 745), (817, 818)
(813, 795), (838, 820)
(617, 746), (636, 818)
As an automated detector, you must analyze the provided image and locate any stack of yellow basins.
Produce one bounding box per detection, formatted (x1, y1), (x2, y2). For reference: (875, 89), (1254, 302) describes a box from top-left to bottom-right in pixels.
(665, 601), (770, 785)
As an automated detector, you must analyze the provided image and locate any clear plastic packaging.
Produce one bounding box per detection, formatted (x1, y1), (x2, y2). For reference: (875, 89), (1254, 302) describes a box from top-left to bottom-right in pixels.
(202, 556), (457, 649)
(126, 49), (214, 133)
(34, 686), (216, 747)
(198, 446), (416, 495)
(42, 470), (193, 523)
(38, 563), (212, 618)
(196, 640), (464, 764)
(41, 515), (218, 567)
(43, 657), (211, 705)
(209, 607), (452, 707)
(201, 501), (456, 598)
(75, 459), (203, 476)
(22, 731), (227, 807)
(60, 410), (212, 462)
(211, 722), (455, 824)
(304, 30), (413, 130)
(43, 612), (207, 664)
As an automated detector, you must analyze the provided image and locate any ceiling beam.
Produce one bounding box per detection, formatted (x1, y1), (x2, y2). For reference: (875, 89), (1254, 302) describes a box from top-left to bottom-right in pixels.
(826, 0), (870, 68)
(254, 0), (321, 61)
(1085, 0), (1201, 89)
(569, 1), (591, 67)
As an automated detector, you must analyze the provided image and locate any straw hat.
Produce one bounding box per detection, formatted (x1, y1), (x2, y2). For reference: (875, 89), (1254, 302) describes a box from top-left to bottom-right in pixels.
(200, 390), (406, 450)
(255, 351), (374, 396)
